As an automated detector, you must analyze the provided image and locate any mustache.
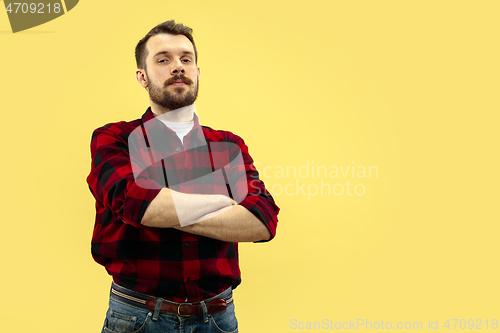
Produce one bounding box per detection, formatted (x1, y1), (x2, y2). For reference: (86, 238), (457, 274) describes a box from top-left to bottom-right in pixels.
(164, 74), (194, 86)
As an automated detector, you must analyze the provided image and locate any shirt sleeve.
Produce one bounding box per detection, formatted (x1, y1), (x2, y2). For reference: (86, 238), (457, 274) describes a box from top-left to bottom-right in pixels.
(232, 137), (280, 242)
(87, 124), (162, 228)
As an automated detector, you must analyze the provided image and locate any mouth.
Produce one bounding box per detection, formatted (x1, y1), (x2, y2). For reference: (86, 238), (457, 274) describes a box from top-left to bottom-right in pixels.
(169, 81), (187, 86)
(166, 75), (193, 87)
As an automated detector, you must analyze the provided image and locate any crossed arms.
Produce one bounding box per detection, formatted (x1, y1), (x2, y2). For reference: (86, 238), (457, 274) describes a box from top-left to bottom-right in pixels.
(141, 188), (271, 242)
(87, 122), (278, 244)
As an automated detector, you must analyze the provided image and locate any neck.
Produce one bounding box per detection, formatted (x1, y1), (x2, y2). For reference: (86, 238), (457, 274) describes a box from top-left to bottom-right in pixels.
(152, 103), (196, 122)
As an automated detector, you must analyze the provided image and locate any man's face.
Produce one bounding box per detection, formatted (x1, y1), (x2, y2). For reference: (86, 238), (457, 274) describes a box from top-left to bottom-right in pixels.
(140, 33), (200, 111)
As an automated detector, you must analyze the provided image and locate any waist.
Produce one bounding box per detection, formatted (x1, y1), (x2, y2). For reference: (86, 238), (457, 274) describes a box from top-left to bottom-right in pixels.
(110, 281), (233, 316)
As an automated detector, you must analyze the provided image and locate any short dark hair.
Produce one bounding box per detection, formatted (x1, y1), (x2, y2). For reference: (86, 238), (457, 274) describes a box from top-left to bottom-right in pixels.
(135, 20), (197, 69)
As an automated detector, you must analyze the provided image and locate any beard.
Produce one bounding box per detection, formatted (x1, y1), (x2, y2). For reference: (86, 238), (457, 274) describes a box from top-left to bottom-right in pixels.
(147, 74), (199, 110)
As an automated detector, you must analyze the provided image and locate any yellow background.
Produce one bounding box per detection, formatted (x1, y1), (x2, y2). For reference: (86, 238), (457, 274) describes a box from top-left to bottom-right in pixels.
(1, 0), (498, 332)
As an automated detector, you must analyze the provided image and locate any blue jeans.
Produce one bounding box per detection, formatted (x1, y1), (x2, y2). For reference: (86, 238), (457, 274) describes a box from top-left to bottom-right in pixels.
(102, 282), (238, 333)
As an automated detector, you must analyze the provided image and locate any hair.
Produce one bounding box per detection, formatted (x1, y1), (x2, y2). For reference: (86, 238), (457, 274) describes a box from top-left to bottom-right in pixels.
(135, 20), (197, 69)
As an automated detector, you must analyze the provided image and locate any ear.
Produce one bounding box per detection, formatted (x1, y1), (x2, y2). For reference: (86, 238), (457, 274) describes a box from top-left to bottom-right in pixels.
(197, 66), (201, 80)
(136, 69), (148, 89)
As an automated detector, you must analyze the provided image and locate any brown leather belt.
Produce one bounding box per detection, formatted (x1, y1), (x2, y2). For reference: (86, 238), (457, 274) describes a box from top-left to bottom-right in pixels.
(111, 287), (232, 316)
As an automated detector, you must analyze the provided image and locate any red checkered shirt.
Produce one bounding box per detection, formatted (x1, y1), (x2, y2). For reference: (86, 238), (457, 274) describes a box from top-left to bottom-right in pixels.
(87, 108), (279, 302)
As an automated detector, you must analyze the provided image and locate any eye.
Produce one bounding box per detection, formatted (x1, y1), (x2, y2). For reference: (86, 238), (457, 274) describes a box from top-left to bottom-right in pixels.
(182, 58), (192, 63)
(158, 58), (169, 64)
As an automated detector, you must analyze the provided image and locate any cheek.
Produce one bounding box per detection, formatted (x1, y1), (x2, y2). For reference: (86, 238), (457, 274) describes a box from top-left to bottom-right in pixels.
(186, 67), (198, 77)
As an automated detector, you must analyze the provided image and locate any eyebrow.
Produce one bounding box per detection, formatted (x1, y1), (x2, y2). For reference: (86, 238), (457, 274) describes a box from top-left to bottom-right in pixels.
(153, 50), (194, 58)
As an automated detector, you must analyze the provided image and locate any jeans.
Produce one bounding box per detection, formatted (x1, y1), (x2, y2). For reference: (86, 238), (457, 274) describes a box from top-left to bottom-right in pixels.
(101, 282), (238, 333)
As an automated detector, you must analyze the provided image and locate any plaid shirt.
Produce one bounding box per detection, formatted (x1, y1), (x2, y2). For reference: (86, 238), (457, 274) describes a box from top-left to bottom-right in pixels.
(87, 108), (279, 302)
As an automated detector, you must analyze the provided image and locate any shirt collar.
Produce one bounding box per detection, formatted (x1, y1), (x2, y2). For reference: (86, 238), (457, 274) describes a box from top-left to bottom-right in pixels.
(140, 106), (206, 142)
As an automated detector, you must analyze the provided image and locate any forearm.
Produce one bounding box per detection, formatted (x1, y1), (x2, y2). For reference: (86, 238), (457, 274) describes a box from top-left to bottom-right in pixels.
(173, 205), (271, 242)
(141, 188), (233, 228)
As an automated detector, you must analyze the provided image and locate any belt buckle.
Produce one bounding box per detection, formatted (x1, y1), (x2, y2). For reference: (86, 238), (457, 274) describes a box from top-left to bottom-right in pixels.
(177, 302), (191, 317)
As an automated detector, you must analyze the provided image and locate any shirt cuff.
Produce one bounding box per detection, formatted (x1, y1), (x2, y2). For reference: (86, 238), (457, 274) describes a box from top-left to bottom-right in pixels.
(239, 195), (279, 242)
(120, 179), (163, 228)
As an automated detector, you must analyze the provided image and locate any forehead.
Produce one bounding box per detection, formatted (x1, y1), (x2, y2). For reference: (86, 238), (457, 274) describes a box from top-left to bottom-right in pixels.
(145, 33), (195, 58)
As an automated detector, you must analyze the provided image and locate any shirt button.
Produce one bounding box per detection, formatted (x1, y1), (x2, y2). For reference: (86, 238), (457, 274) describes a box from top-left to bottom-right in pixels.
(184, 242), (190, 248)
(175, 147), (181, 152)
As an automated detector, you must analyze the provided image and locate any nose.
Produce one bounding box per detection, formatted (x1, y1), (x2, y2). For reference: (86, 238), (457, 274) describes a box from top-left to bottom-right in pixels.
(171, 60), (185, 75)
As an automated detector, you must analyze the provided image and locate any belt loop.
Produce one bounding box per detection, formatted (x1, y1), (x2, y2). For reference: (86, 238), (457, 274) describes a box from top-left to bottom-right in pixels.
(200, 300), (209, 323)
(152, 298), (163, 321)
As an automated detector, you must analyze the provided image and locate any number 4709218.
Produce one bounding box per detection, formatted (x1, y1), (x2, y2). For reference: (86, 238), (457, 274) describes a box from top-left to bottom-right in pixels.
(5, 3), (62, 14)
(443, 319), (498, 329)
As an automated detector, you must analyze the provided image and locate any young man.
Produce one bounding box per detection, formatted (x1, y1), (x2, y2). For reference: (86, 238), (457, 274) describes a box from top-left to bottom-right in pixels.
(87, 20), (279, 332)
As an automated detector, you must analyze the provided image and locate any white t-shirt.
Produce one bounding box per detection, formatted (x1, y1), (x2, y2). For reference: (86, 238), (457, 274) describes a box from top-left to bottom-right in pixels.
(161, 120), (195, 143)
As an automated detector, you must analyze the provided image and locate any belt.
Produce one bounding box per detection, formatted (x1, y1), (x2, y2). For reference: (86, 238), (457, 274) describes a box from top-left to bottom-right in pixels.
(111, 287), (232, 317)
